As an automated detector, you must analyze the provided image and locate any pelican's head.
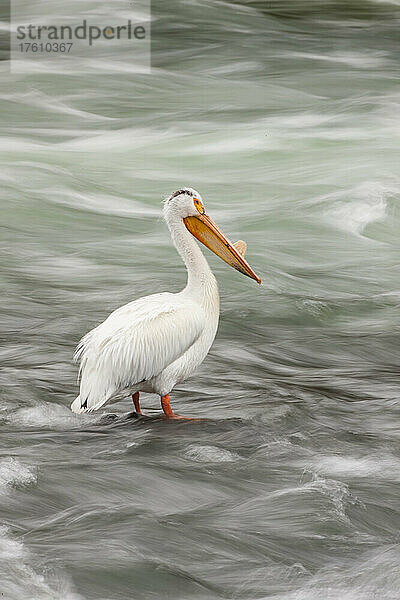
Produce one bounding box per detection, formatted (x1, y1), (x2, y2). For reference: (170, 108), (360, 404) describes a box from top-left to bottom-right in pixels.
(164, 187), (205, 219)
(164, 188), (261, 284)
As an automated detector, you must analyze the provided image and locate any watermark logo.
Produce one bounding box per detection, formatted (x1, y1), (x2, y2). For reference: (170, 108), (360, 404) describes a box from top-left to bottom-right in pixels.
(16, 21), (147, 47)
(10, 0), (150, 72)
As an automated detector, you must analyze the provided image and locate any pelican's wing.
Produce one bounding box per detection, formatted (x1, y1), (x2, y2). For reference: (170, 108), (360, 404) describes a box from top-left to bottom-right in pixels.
(72, 293), (205, 413)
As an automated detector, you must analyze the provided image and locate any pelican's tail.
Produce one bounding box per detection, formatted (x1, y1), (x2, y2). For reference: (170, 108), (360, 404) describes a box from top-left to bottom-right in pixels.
(71, 395), (86, 414)
(71, 393), (115, 414)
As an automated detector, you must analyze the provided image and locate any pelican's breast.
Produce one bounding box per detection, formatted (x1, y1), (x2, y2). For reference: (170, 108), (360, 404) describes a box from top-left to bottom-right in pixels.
(151, 277), (220, 396)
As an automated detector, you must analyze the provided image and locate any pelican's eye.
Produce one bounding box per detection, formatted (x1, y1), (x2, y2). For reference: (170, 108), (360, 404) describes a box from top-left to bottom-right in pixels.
(193, 198), (205, 215)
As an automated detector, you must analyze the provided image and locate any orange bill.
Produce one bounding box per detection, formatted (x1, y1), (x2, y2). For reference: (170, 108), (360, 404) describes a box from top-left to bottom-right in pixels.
(184, 214), (261, 284)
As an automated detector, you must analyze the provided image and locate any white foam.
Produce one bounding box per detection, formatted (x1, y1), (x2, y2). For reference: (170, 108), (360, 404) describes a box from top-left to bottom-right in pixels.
(0, 90), (113, 122)
(269, 472), (356, 523)
(7, 404), (86, 429)
(286, 50), (386, 69)
(185, 445), (239, 463)
(369, 0), (400, 4)
(323, 181), (393, 235)
(0, 526), (82, 600)
(312, 454), (400, 482)
(46, 187), (159, 218)
(0, 526), (26, 560)
(0, 458), (36, 495)
(266, 545), (400, 600)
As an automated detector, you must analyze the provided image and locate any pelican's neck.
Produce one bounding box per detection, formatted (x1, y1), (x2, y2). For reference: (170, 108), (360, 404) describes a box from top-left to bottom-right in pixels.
(166, 215), (218, 299)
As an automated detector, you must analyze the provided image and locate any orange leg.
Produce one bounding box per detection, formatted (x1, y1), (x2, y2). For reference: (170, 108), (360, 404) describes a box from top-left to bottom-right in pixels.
(161, 394), (198, 420)
(161, 394), (176, 418)
(132, 392), (141, 414)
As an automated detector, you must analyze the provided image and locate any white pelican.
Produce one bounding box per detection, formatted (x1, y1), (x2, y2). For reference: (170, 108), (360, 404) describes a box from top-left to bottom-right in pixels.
(71, 188), (261, 418)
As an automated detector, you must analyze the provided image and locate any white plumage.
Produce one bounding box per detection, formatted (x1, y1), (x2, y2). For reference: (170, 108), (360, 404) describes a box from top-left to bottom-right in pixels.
(71, 187), (259, 417)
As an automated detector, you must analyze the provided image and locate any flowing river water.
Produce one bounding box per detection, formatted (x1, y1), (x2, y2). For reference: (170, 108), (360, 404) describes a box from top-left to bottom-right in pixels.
(1, 1), (400, 598)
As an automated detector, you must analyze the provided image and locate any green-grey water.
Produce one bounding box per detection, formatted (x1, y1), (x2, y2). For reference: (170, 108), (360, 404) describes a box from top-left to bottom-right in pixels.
(1, 1), (400, 598)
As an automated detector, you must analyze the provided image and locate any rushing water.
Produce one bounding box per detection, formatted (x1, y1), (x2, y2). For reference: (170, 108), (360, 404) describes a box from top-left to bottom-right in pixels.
(1, 1), (400, 598)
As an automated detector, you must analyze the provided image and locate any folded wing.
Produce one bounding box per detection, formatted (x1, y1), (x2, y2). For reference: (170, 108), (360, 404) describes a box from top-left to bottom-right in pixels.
(72, 293), (205, 413)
